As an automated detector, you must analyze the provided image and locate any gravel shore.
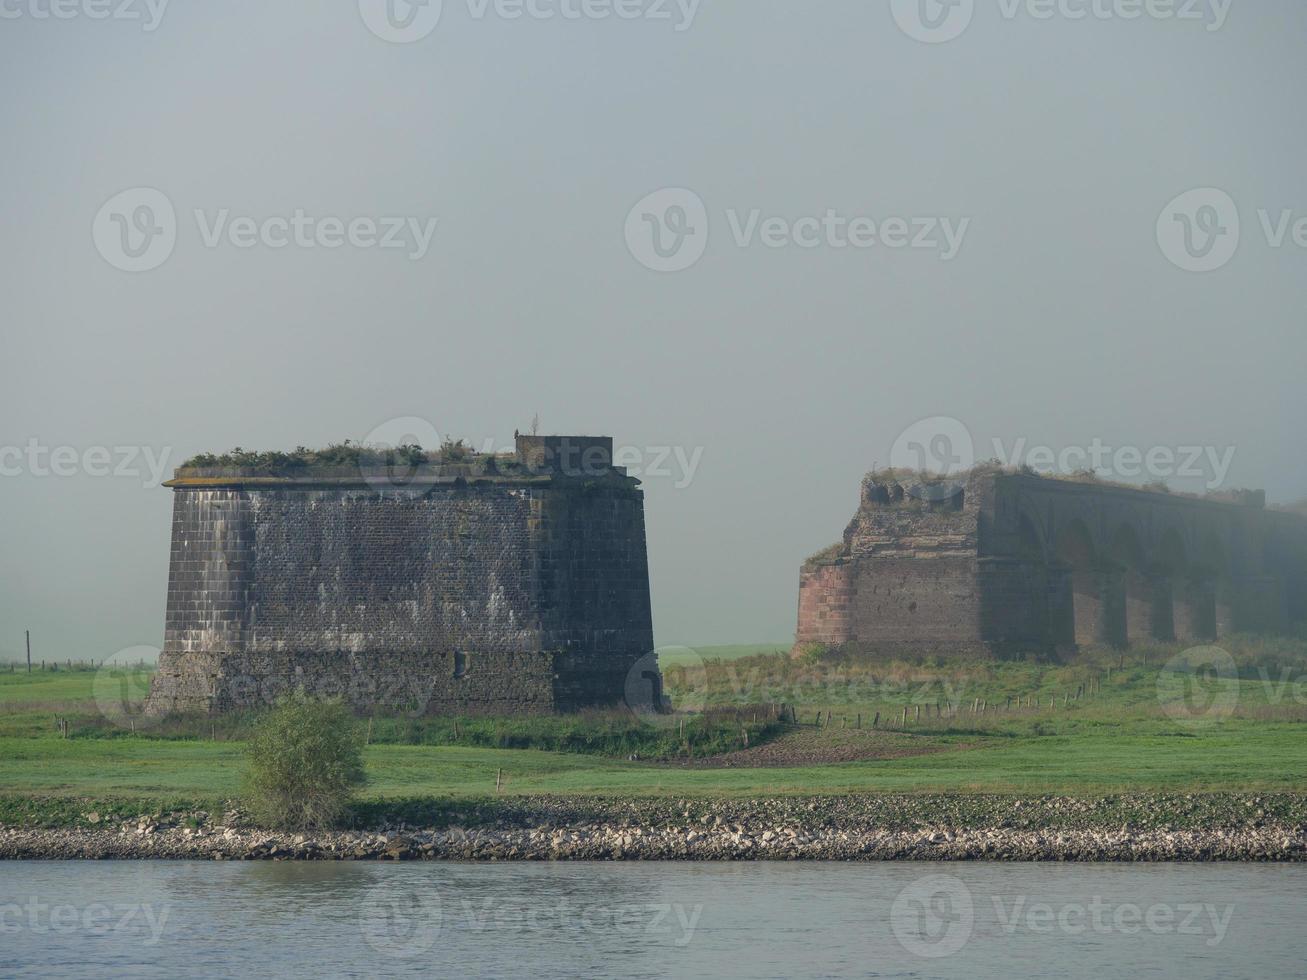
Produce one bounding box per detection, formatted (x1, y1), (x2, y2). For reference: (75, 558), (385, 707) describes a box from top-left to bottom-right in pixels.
(2, 824), (1305, 862)
(2, 795), (1304, 862)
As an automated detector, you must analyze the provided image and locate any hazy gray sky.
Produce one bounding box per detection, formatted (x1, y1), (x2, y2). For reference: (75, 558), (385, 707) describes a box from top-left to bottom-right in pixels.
(2, 0), (1304, 661)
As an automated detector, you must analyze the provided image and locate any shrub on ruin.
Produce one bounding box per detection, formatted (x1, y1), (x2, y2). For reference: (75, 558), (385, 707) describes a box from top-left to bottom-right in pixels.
(438, 437), (471, 463)
(243, 694), (366, 830)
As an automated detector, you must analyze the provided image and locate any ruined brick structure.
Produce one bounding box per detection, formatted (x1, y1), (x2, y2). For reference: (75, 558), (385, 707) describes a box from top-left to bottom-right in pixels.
(146, 436), (655, 715)
(796, 469), (1307, 657)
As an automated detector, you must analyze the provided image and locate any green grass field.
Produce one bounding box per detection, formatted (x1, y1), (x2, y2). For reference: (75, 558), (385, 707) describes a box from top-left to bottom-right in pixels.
(1, 725), (1303, 800)
(1, 636), (1304, 809)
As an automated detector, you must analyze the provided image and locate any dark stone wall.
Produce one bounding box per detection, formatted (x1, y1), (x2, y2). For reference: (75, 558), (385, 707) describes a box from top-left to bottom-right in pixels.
(163, 489), (254, 657)
(246, 488), (539, 655)
(148, 444), (654, 716)
(151, 649), (559, 716)
(978, 558), (1055, 652)
(537, 486), (656, 708)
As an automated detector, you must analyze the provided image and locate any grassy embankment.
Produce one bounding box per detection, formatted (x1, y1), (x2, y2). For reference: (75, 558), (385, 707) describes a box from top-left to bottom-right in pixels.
(1, 638), (1305, 823)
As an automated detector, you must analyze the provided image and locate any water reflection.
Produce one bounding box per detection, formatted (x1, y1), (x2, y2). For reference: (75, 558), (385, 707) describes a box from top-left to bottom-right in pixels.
(1, 862), (1303, 979)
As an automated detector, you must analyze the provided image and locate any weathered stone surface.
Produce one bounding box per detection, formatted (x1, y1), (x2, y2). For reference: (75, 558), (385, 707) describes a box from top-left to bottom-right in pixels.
(147, 436), (655, 716)
(797, 469), (1307, 657)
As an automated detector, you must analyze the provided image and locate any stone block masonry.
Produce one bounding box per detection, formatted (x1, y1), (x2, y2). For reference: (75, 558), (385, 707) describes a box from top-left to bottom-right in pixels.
(146, 435), (655, 716)
(795, 469), (1307, 658)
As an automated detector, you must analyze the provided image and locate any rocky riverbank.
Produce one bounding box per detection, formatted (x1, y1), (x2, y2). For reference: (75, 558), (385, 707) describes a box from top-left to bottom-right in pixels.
(2, 794), (1305, 862)
(2, 823), (1304, 862)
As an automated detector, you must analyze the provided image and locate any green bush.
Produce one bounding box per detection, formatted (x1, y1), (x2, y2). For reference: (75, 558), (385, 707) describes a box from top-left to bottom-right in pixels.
(243, 696), (366, 830)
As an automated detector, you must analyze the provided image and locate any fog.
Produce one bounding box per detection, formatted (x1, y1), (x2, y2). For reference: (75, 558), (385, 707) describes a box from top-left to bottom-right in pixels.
(2, 0), (1304, 660)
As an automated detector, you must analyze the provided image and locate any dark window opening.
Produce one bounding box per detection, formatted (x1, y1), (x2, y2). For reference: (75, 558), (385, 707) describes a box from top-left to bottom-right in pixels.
(453, 651), (469, 679)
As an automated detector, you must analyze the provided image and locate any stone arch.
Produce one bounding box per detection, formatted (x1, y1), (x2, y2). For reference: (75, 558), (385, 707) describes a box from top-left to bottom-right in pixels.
(1258, 530), (1291, 630)
(1175, 530), (1228, 642)
(1150, 530), (1191, 645)
(1195, 530), (1229, 580)
(1110, 523), (1145, 569)
(1017, 511), (1046, 562)
(1157, 526), (1189, 576)
(1054, 519), (1109, 648)
(1110, 523), (1150, 646)
(1056, 519), (1096, 566)
(1004, 509), (1055, 654)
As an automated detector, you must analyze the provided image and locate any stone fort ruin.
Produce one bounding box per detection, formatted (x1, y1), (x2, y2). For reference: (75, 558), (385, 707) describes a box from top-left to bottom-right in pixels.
(146, 436), (655, 716)
(796, 468), (1307, 657)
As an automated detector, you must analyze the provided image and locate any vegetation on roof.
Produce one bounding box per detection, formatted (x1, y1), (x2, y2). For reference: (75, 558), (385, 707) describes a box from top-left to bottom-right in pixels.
(804, 542), (847, 566)
(866, 462), (1187, 497)
(180, 439), (503, 472)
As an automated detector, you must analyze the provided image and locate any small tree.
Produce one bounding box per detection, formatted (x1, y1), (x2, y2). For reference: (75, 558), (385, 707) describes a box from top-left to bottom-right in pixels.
(244, 695), (366, 830)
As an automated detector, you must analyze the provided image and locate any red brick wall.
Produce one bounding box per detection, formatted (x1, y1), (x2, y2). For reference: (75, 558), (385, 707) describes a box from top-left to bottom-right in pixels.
(794, 563), (854, 647)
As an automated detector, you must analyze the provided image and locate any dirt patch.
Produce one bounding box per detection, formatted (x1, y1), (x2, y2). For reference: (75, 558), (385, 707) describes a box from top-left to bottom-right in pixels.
(673, 727), (974, 768)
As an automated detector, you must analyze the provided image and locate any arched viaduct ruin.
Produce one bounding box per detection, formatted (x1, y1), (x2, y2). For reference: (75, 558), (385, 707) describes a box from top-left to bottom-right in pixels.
(796, 469), (1307, 657)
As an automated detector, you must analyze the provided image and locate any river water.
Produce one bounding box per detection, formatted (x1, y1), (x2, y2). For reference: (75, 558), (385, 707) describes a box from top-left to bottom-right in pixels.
(1, 861), (1302, 978)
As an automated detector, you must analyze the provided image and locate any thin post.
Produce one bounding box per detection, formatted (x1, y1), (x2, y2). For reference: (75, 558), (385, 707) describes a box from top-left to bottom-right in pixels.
(496, 769), (503, 793)
(25, 630), (31, 674)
